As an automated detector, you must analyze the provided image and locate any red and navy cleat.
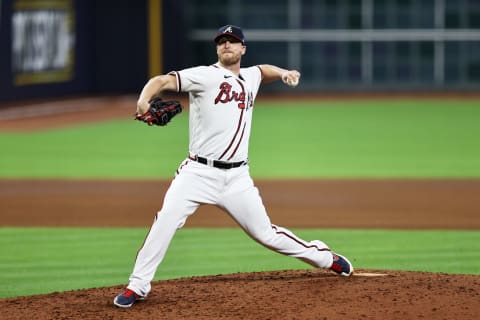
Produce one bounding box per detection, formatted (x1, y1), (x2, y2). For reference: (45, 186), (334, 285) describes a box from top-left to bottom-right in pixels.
(330, 252), (354, 276)
(113, 289), (145, 308)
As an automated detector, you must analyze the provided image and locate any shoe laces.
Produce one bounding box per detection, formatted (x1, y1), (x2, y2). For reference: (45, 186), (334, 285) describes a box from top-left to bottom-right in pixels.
(330, 254), (343, 272)
(123, 289), (139, 298)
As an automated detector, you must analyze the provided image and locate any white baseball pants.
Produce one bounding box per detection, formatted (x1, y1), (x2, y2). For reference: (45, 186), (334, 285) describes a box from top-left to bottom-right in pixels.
(127, 159), (334, 296)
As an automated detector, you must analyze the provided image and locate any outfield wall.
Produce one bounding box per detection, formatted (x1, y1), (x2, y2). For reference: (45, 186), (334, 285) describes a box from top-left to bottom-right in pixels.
(0, 0), (175, 102)
(1, 0), (479, 103)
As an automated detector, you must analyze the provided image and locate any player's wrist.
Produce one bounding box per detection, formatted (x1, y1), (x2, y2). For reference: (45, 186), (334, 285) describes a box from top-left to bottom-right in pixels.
(136, 100), (150, 115)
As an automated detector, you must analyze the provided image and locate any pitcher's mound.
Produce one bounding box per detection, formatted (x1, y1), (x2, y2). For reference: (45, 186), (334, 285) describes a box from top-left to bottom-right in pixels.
(1, 269), (479, 320)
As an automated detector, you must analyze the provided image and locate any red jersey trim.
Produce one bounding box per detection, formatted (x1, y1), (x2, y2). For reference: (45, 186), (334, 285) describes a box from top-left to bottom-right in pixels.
(219, 109), (244, 160)
(228, 123), (246, 161)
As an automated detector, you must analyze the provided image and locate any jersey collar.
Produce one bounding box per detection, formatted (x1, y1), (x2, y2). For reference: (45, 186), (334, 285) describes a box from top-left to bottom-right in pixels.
(212, 63), (244, 81)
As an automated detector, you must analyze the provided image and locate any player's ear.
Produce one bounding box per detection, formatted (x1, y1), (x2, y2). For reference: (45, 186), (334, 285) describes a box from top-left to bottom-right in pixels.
(241, 45), (246, 55)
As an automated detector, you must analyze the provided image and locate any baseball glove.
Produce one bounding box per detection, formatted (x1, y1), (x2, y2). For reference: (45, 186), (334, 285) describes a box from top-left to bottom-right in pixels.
(135, 97), (183, 126)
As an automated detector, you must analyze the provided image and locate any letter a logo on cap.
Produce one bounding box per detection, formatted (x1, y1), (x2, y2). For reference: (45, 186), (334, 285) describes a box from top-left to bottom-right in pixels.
(214, 25), (245, 44)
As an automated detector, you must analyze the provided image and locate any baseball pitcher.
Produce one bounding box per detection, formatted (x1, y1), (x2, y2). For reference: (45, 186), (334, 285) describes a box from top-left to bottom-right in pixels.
(114, 25), (353, 308)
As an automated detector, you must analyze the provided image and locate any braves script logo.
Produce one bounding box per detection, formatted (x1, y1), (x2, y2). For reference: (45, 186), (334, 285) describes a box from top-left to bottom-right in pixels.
(214, 82), (246, 109)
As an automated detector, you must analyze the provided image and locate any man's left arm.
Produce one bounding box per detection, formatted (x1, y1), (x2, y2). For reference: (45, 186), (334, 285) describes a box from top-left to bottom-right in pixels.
(258, 64), (300, 87)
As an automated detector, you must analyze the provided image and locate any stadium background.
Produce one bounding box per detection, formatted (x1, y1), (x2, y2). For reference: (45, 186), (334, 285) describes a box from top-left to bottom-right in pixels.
(1, 0), (479, 101)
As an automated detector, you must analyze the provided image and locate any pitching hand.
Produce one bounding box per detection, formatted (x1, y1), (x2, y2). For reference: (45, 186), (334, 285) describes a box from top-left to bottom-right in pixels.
(281, 70), (301, 87)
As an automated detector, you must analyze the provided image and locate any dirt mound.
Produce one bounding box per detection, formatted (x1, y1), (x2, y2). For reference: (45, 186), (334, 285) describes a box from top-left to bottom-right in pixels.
(1, 269), (478, 320)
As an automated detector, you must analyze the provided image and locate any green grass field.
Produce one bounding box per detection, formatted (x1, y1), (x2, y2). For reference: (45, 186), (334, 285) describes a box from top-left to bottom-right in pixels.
(1, 227), (479, 298)
(1, 99), (479, 178)
(1, 98), (479, 298)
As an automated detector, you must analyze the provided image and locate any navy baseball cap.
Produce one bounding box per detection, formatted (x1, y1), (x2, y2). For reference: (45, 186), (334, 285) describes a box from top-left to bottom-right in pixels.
(214, 25), (245, 44)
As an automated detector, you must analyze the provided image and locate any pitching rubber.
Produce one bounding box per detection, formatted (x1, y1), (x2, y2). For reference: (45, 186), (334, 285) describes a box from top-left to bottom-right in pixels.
(352, 272), (389, 277)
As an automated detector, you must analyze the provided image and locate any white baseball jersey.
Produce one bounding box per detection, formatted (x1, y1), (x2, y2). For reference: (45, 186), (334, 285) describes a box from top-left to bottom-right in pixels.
(170, 63), (262, 162)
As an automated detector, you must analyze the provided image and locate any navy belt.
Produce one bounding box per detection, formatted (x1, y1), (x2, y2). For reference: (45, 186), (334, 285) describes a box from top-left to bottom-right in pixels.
(189, 155), (247, 169)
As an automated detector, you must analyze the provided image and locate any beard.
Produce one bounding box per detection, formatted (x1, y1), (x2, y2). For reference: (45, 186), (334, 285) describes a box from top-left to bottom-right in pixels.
(218, 51), (242, 66)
